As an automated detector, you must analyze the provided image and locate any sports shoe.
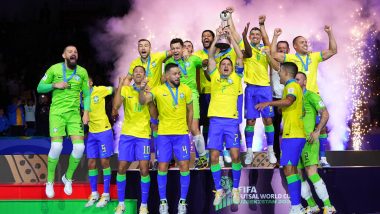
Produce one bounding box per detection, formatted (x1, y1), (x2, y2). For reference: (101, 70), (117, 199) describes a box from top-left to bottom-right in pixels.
(289, 205), (306, 214)
(268, 150), (277, 164)
(85, 192), (99, 207)
(320, 157), (331, 167)
(45, 182), (55, 198)
(96, 193), (110, 207)
(213, 189), (226, 206)
(114, 203), (125, 214)
(323, 206), (336, 214)
(305, 205), (320, 214)
(177, 200), (187, 214)
(245, 151), (254, 165)
(139, 205), (149, 214)
(194, 156), (208, 169)
(223, 150), (232, 164)
(219, 156), (225, 168)
(159, 200), (169, 214)
(62, 174), (73, 195)
(232, 188), (241, 204)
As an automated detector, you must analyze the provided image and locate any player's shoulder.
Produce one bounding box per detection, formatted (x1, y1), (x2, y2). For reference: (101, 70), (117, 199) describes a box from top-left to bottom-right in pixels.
(48, 62), (63, 72)
(179, 83), (191, 91)
(75, 64), (88, 74)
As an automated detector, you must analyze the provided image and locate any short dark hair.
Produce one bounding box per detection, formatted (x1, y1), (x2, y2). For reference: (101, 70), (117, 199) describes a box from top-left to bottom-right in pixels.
(202, 30), (215, 39)
(250, 27), (262, 34)
(165, 63), (178, 73)
(277, 41), (289, 49)
(280, 62), (298, 78)
(219, 57), (233, 67)
(292, 36), (303, 46)
(296, 72), (307, 79)
(170, 38), (184, 47)
(63, 45), (77, 53)
(138, 39), (151, 46)
(133, 65), (146, 74)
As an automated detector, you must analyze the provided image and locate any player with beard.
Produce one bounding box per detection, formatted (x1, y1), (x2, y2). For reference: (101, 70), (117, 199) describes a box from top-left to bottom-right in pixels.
(139, 63), (193, 214)
(37, 45), (90, 198)
(272, 26), (337, 167)
(123, 39), (170, 170)
(165, 39), (208, 171)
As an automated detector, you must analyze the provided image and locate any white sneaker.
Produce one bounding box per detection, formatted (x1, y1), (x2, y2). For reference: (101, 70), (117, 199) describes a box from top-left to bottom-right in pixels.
(232, 188), (240, 204)
(245, 151), (253, 165)
(85, 192), (99, 207)
(139, 205), (149, 214)
(289, 205), (306, 214)
(45, 182), (55, 198)
(96, 193), (110, 207)
(213, 189), (226, 206)
(320, 157), (331, 167)
(219, 156), (225, 168)
(62, 174), (73, 195)
(223, 150), (232, 164)
(305, 205), (320, 214)
(267, 150), (277, 164)
(114, 203), (125, 214)
(323, 206), (337, 214)
(177, 201), (187, 214)
(159, 200), (169, 214)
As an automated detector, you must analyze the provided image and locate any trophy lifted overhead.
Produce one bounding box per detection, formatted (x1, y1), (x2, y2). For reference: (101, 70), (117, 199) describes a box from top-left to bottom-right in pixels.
(215, 10), (232, 50)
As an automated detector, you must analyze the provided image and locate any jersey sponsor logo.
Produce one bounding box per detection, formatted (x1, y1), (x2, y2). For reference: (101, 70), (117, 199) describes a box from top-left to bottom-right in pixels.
(127, 96), (134, 98)
(42, 74), (48, 81)
(287, 88), (295, 94)
(162, 93), (168, 96)
(93, 96), (99, 103)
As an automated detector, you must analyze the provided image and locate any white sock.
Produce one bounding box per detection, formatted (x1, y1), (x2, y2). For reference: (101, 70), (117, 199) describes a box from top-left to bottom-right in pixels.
(247, 148), (253, 153)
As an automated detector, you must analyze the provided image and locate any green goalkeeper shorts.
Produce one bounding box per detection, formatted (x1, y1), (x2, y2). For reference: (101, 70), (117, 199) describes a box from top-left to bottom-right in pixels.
(298, 139), (320, 169)
(49, 111), (84, 137)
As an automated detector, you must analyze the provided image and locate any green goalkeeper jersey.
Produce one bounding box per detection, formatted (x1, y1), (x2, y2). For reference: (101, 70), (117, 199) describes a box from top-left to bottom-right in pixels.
(303, 90), (326, 134)
(37, 62), (90, 114)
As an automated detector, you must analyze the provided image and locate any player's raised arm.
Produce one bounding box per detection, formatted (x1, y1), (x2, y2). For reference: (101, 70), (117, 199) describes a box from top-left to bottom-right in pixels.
(226, 27), (243, 68)
(259, 15), (270, 47)
(241, 22), (252, 59)
(263, 47), (280, 71)
(271, 28), (286, 63)
(207, 27), (221, 74)
(112, 76), (128, 116)
(321, 25), (337, 61)
(226, 7), (242, 44)
(138, 78), (153, 105)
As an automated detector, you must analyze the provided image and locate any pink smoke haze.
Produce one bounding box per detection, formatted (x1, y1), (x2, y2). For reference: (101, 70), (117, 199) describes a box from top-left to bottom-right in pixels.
(93, 0), (380, 151)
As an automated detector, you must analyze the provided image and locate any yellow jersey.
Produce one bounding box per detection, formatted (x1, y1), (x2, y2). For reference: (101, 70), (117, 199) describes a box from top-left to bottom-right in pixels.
(89, 86), (113, 133)
(208, 69), (242, 119)
(151, 83), (192, 135)
(129, 51), (167, 89)
(281, 80), (306, 139)
(284, 52), (323, 93)
(121, 85), (151, 139)
(240, 42), (270, 86)
(193, 49), (210, 94)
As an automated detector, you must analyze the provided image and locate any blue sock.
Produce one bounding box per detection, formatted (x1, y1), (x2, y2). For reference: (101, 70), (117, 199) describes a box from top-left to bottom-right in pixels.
(180, 171), (190, 201)
(232, 162), (242, 188)
(88, 169), (98, 192)
(245, 126), (254, 149)
(265, 125), (274, 146)
(286, 174), (301, 205)
(116, 173), (126, 202)
(195, 147), (199, 158)
(157, 170), (168, 200)
(103, 167), (111, 194)
(141, 175), (150, 204)
(211, 164), (222, 190)
(319, 134), (328, 158)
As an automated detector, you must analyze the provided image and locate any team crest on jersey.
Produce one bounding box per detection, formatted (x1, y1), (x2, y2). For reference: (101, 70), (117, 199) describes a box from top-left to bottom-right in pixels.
(53, 128), (58, 133)
(180, 92), (185, 99)
(93, 96), (99, 103)
(152, 61), (157, 67)
(42, 74), (48, 81)
(185, 62), (190, 67)
(227, 78), (233, 84)
(74, 75), (80, 81)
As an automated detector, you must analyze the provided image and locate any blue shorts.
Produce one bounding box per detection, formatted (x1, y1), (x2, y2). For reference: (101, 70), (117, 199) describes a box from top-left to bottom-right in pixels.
(156, 135), (190, 162)
(118, 135), (151, 162)
(86, 129), (114, 159)
(200, 93), (211, 126)
(207, 117), (240, 151)
(280, 138), (306, 166)
(244, 84), (274, 119)
(237, 94), (243, 124)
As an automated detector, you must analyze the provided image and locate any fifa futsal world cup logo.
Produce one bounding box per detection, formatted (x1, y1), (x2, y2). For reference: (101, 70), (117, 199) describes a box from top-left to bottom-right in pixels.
(215, 176), (234, 211)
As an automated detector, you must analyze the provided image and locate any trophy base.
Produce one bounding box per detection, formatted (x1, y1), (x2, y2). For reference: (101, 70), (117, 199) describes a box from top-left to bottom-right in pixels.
(215, 42), (231, 50)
